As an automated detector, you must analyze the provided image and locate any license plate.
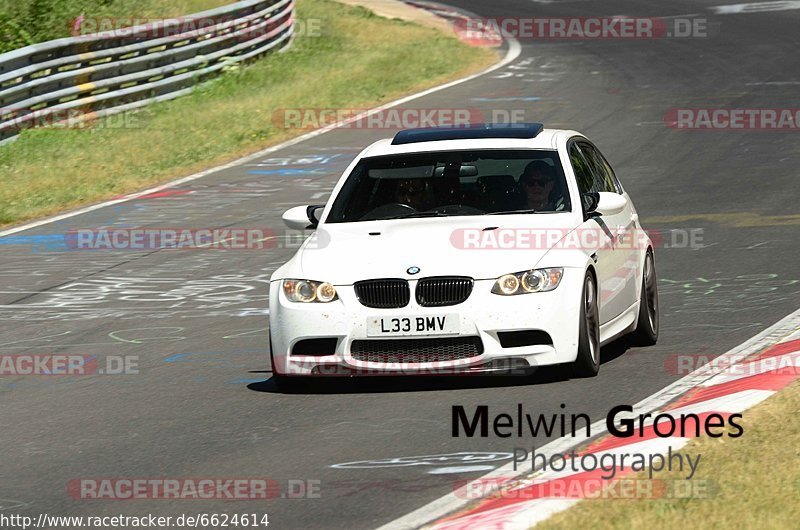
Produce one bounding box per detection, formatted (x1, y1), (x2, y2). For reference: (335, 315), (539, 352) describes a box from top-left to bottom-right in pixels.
(366, 314), (460, 337)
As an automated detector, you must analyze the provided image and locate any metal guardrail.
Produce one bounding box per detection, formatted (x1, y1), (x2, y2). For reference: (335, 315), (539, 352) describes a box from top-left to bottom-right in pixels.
(0, 0), (294, 143)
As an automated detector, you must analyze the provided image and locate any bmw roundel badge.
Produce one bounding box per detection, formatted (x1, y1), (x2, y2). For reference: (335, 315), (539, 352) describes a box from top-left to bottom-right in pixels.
(407, 266), (420, 275)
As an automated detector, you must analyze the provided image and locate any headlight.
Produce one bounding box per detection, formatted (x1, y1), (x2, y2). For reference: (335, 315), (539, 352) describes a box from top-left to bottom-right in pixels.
(282, 279), (338, 303)
(491, 268), (563, 295)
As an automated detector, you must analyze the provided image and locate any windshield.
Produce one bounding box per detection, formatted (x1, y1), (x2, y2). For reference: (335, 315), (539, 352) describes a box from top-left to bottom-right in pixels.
(326, 149), (570, 223)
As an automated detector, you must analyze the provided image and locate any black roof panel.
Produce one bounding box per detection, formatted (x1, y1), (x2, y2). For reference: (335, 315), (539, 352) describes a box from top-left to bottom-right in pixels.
(391, 123), (544, 145)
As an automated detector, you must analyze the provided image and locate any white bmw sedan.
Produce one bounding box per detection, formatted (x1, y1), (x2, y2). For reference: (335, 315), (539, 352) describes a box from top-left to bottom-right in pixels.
(269, 124), (658, 385)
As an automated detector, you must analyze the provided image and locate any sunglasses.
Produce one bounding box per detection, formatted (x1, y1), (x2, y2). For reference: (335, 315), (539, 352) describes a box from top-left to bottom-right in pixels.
(522, 177), (553, 188)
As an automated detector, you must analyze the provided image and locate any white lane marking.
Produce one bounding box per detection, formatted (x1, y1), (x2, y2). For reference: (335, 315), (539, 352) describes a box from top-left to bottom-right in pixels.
(332, 452), (515, 469)
(782, 329), (800, 342)
(0, 498), (33, 510)
(712, 1), (800, 14)
(0, 40), (521, 238)
(376, 307), (800, 530)
(667, 389), (776, 415)
(427, 466), (496, 475)
(699, 352), (800, 387)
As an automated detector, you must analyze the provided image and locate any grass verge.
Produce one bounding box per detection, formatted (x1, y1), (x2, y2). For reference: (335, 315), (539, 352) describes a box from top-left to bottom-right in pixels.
(0, 0), (495, 227)
(538, 380), (800, 529)
(0, 0), (230, 52)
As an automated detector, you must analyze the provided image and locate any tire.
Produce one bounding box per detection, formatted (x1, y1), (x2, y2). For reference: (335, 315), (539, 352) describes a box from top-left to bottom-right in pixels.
(630, 250), (659, 346)
(571, 272), (601, 377)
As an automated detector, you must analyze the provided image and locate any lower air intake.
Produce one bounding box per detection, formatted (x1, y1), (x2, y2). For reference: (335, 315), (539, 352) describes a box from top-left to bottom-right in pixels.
(350, 336), (483, 363)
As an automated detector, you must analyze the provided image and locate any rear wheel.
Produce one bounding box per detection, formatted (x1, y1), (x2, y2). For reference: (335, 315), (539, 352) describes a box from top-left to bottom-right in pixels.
(571, 272), (600, 377)
(630, 250), (659, 346)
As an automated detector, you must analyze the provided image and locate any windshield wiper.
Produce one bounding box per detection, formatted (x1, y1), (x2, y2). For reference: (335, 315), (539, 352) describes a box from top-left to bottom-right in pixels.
(390, 211), (451, 219)
(486, 209), (538, 215)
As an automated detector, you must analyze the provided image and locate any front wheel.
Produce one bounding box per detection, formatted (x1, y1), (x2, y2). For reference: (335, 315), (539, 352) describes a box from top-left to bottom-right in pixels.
(630, 250), (659, 346)
(571, 272), (601, 377)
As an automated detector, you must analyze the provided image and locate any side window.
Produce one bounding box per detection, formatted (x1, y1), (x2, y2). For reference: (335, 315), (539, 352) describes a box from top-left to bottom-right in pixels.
(597, 151), (623, 193)
(580, 143), (619, 193)
(569, 142), (594, 194)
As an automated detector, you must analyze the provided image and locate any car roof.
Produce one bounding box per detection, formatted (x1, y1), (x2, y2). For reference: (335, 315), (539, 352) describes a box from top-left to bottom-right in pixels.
(359, 128), (581, 158)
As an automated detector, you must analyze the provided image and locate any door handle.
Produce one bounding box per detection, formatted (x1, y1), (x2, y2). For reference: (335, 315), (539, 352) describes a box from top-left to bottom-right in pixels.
(616, 225), (626, 244)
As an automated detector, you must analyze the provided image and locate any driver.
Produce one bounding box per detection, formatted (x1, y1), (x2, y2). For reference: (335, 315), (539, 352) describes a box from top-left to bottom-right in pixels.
(519, 161), (564, 211)
(394, 178), (433, 210)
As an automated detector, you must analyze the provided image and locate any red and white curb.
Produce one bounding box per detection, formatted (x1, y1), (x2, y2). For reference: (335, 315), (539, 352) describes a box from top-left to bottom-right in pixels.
(378, 308), (800, 530)
(403, 1), (503, 47)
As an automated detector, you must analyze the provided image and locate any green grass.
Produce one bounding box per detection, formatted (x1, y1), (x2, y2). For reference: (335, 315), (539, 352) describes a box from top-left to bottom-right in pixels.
(538, 380), (800, 530)
(0, 0), (495, 226)
(0, 0), (229, 52)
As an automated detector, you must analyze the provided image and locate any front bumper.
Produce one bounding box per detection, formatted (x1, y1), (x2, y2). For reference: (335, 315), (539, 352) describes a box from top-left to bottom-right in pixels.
(268, 269), (584, 376)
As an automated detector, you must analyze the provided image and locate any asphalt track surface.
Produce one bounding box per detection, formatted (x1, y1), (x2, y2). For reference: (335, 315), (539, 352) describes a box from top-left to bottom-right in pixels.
(1, 1), (799, 528)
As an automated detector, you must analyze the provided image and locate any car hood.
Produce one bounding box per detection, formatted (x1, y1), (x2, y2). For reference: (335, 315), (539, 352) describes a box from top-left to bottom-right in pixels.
(289, 214), (582, 285)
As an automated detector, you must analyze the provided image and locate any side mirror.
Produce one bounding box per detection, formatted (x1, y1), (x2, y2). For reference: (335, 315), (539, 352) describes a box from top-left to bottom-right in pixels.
(595, 192), (627, 216)
(581, 192), (600, 215)
(282, 205), (324, 230)
(584, 192), (627, 217)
